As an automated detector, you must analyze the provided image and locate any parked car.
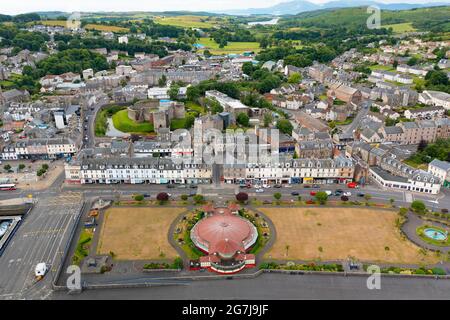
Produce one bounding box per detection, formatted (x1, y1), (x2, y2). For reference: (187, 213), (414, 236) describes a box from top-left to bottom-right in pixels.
(310, 191), (317, 196)
(357, 192), (365, 197)
(312, 185), (320, 189)
(256, 189), (264, 193)
(291, 191), (299, 196)
(334, 190), (343, 196)
(167, 184), (176, 189)
(347, 182), (358, 189)
(274, 184), (282, 188)
(190, 185), (198, 189)
(343, 191), (352, 197)
(303, 185), (311, 188)
(143, 194), (150, 198)
(324, 190), (332, 196)
(263, 184), (270, 189)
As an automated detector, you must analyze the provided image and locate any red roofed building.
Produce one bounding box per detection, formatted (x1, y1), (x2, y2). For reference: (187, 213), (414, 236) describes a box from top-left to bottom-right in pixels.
(191, 204), (257, 274)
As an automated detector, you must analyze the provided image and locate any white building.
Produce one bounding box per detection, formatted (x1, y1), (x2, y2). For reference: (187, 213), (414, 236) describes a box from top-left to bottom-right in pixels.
(118, 36), (128, 44)
(419, 90), (450, 110)
(428, 159), (450, 188)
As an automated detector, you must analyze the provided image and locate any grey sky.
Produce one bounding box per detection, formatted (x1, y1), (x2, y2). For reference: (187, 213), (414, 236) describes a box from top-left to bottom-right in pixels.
(0, 0), (447, 15)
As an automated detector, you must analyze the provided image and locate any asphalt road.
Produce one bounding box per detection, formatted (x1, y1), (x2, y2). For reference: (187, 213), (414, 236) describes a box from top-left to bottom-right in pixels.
(0, 192), (83, 300)
(51, 273), (450, 300)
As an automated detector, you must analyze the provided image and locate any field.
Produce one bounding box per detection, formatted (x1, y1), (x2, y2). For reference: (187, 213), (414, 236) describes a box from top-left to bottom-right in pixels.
(97, 207), (185, 260)
(260, 207), (439, 264)
(112, 110), (154, 133)
(383, 22), (417, 34)
(36, 20), (128, 32)
(84, 24), (129, 33)
(153, 15), (220, 28)
(197, 37), (261, 55)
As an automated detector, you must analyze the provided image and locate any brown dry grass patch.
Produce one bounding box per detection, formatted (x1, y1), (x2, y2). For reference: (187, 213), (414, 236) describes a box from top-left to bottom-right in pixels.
(97, 207), (184, 260)
(260, 207), (439, 264)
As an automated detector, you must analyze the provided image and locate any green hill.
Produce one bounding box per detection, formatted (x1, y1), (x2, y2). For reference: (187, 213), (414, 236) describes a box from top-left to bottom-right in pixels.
(280, 6), (450, 33)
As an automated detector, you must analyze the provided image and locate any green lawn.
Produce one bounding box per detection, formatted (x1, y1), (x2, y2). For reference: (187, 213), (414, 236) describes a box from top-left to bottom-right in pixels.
(185, 101), (206, 115)
(384, 22), (417, 34)
(72, 228), (94, 265)
(369, 64), (395, 71)
(112, 109), (154, 133)
(197, 37), (261, 55)
(170, 118), (186, 130)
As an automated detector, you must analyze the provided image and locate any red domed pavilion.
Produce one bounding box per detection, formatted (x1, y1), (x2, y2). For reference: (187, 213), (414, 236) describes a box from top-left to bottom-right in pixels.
(191, 204), (257, 274)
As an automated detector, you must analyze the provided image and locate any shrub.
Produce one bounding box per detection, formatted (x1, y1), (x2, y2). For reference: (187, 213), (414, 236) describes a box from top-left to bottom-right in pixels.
(156, 192), (169, 202)
(171, 257), (184, 269)
(180, 194), (188, 201)
(341, 195), (349, 202)
(133, 194), (144, 202)
(236, 192), (249, 203)
(431, 267), (446, 275)
(315, 191), (328, 205)
(411, 200), (426, 214)
(193, 194), (205, 204)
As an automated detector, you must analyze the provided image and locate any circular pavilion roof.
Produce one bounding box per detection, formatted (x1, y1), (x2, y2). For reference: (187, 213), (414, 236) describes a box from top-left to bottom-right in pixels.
(191, 211), (257, 258)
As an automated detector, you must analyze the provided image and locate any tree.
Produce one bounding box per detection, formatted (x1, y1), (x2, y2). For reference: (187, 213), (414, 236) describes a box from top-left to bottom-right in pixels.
(193, 194), (205, 204)
(389, 198), (395, 207)
(180, 194), (188, 201)
(315, 191), (328, 205)
(274, 192), (282, 202)
(341, 195), (349, 202)
(236, 112), (250, 127)
(203, 49), (212, 58)
(411, 200), (426, 214)
(134, 194), (144, 202)
(18, 164), (25, 171)
(158, 74), (167, 87)
(393, 60), (398, 68)
(287, 72), (302, 84)
(168, 84), (180, 101)
(263, 113), (273, 127)
(418, 140), (428, 152)
(276, 119), (293, 135)
(3, 164), (11, 172)
(157, 192), (169, 203)
(184, 114), (195, 129)
(236, 192), (249, 203)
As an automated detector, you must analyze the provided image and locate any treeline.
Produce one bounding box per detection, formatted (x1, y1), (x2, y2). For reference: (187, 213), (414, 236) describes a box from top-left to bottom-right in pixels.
(209, 29), (256, 47)
(0, 13), (41, 23)
(0, 26), (49, 52)
(54, 34), (191, 57)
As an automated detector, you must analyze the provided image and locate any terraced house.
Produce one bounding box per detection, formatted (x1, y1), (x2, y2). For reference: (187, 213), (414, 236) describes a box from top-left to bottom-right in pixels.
(65, 157), (212, 185)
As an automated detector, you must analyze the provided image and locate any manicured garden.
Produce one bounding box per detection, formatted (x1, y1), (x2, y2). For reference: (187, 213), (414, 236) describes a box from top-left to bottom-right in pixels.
(72, 228), (94, 265)
(416, 225), (450, 247)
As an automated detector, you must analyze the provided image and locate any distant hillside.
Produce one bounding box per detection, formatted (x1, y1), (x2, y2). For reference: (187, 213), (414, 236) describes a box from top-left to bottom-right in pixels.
(279, 6), (450, 32)
(225, 0), (450, 16)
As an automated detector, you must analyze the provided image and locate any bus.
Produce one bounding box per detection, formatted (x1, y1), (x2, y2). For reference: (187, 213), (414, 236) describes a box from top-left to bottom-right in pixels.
(0, 184), (16, 191)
